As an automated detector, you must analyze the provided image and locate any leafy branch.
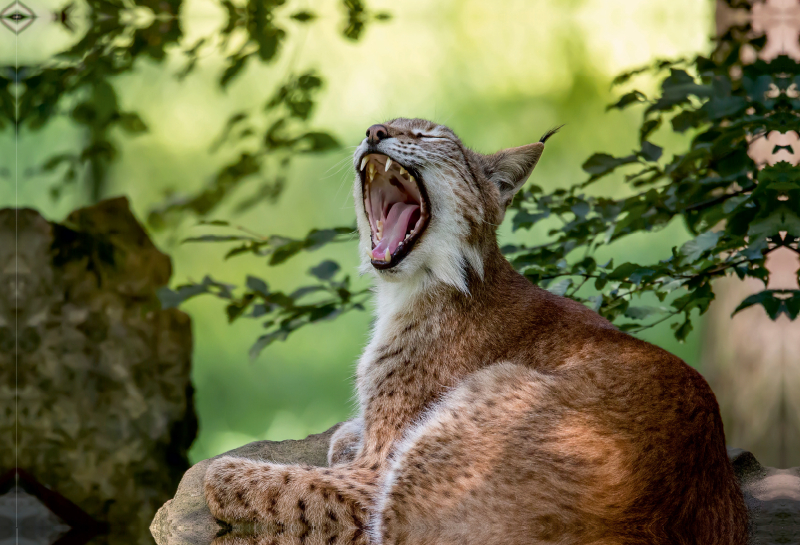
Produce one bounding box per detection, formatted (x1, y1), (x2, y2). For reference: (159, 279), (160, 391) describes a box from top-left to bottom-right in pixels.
(158, 260), (369, 360)
(162, 11), (799, 356)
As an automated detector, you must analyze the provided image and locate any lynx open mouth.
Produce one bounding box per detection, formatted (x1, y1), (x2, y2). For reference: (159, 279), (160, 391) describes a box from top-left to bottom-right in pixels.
(359, 153), (430, 270)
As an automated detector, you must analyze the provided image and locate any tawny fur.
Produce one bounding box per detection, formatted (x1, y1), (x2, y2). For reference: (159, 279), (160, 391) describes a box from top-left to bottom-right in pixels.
(204, 118), (748, 545)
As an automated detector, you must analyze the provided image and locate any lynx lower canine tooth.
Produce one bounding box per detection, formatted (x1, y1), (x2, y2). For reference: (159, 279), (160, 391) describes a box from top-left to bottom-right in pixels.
(361, 157), (368, 171)
(368, 248), (374, 259)
(367, 163), (375, 182)
(385, 158), (392, 172)
(384, 248), (391, 262)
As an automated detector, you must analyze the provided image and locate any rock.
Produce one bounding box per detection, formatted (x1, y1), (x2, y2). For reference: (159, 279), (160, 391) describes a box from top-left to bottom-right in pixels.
(0, 199), (196, 545)
(152, 440), (797, 545)
(729, 448), (800, 545)
(150, 425), (339, 545)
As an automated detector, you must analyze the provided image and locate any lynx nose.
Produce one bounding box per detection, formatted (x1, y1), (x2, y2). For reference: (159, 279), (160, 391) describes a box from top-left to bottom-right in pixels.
(366, 124), (389, 145)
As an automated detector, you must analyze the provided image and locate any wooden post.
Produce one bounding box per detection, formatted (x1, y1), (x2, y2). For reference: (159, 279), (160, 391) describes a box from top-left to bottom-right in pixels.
(703, 0), (800, 468)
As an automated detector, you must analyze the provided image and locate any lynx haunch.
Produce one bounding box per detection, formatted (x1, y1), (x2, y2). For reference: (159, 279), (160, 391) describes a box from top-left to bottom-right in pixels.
(204, 118), (748, 545)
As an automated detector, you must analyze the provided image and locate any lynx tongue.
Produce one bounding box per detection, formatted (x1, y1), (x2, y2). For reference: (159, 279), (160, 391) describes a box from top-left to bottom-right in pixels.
(373, 202), (419, 259)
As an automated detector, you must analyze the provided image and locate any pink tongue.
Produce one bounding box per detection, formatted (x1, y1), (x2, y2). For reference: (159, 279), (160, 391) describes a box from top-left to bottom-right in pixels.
(373, 202), (419, 258)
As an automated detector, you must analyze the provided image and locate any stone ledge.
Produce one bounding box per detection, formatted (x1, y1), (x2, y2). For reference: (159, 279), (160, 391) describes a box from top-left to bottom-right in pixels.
(151, 425), (799, 545)
(150, 425), (339, 545)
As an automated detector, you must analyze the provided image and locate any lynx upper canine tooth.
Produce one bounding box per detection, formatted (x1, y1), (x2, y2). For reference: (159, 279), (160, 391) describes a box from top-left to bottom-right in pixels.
(360, 157), (368, 171)
(385, 158), (392, 172)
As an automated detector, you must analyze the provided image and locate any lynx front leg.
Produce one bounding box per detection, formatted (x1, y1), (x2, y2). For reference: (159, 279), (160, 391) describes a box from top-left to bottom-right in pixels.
(204, 457), (378, 534)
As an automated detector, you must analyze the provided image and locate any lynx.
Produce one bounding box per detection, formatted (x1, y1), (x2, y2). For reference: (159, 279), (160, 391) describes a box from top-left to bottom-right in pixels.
(204, 118), (748, 544)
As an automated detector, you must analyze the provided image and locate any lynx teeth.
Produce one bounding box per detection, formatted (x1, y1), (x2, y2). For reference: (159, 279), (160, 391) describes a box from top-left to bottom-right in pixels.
(399, 165), (407, 176)
(367, 163), (376, 182)
(384, 248), (391, 262)
(385, 158), (392, 172)
(360, 157), (368, 171)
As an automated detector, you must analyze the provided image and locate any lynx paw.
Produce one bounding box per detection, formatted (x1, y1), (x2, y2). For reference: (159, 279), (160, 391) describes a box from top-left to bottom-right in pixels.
(204, 456), (277, 523)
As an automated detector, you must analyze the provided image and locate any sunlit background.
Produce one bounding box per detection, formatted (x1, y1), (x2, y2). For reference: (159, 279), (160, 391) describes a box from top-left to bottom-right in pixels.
(3, 0), (716, 462)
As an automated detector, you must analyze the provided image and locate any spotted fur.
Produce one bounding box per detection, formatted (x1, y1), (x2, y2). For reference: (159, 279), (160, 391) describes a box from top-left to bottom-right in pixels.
(204, 118), (748, 545)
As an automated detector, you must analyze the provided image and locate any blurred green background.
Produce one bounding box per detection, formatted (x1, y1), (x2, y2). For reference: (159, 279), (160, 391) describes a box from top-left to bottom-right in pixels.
(2, 0), (715, 463)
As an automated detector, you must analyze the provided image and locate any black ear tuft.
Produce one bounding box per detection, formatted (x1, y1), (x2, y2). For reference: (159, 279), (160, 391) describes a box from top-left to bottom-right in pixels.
(539, 125), (564, 144)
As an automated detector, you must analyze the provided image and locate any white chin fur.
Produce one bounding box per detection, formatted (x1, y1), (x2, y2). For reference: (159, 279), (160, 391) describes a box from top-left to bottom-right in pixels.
(352, 164), (485, 311)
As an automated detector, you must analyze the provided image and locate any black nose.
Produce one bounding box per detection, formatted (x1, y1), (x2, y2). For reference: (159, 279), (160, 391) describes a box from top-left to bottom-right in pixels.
(366, 124), (389, 145)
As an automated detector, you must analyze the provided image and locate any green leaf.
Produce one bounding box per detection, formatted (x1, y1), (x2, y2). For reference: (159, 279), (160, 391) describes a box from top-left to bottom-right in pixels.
(702, 96), (747, 120)
(307, 227), (353, 249)
(670, 110), (703, 133)
(297, 74), (323, 89)
(640, 141), (663, 162)
(183, 234), (257, 243)
(246, 275), (269, 295)
(581, 153), (638, 177)
(608, 262), (640, 281)
(290, 286), (326, 299)
(308, 303), (339, 321)
(511, 209), (550, 232)
(118, 112), (148, 133)
(748, 207), (800, 240)
(220, 56), (249, 88)
(157, 283), (211, 309)
(732, 290), (800, 320)
(680, 231), (722, 262)
(291, 10), (315, 21)
(607, 90), (646, 110)
(269, 240), (307, 265)
(639, 118), (661, 142)
(309, 260), (340, 280)
(546, 278), (572, 296)
(571, 202), (590, 218)
(298, 131), (340, 152)
(586, 295), (603, 311)
(624, 306), (663, 320)
(249, 329), (290, 360)
(673, 318), (694, 342)
(41, 154), (75, 172)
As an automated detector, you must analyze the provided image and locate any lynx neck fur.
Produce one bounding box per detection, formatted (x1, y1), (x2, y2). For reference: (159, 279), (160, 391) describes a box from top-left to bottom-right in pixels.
(203, 118), (748, 545)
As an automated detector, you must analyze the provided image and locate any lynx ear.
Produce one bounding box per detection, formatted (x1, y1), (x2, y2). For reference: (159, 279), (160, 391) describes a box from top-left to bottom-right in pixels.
(482, 127), (560, 210)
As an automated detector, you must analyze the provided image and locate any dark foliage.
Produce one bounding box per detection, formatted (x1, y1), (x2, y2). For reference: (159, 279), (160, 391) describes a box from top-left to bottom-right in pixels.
(4, 0), (387, 210)
(165, 9), (799, 358)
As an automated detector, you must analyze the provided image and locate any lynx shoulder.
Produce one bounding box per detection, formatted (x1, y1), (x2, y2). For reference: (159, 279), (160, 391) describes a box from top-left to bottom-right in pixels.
(204, 118), (748, 545)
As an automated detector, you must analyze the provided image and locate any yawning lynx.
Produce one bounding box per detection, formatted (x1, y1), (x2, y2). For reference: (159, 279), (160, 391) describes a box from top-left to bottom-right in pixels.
(204, 118), (748, 544)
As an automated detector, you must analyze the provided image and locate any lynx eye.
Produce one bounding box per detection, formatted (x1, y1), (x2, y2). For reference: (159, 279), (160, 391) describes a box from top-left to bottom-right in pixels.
(358, 153), (431, 270)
